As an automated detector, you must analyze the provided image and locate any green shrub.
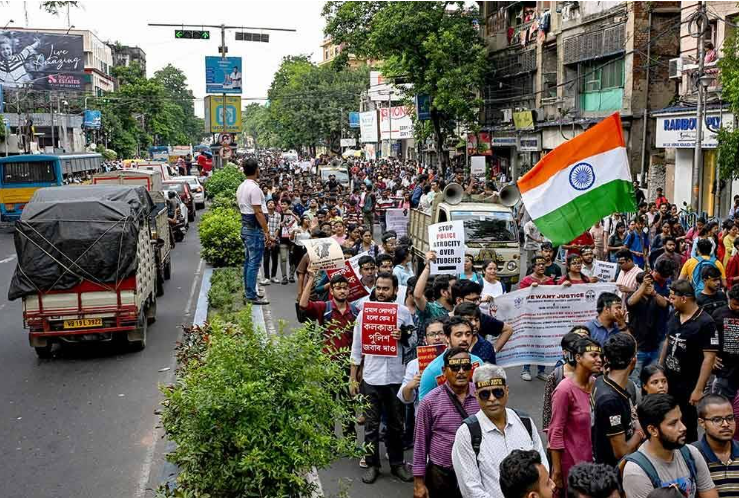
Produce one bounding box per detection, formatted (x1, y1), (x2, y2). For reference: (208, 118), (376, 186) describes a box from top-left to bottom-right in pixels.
(211, 192), (238, 210)
(198, 207), (244, 267)
(158, 310), (361, 497)
(204, 164), (245, 200)
(207, 267), (244, 321)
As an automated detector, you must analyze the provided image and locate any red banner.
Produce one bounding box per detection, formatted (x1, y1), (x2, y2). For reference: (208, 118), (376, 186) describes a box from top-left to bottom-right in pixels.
(417, 344), (447, 373)
(326, 258), (370, 303)
(361, 302), (399, 357)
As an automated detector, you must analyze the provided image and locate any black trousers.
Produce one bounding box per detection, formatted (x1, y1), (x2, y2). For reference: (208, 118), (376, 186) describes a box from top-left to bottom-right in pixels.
(426, 463), (462, 498)
(362, 381), (404, 468)
(263, 244), (279, 278)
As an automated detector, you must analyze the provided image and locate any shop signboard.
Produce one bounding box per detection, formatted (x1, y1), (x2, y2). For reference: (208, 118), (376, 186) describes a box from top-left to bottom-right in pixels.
(0, 30), (84, 90)
(655, 112), (733, 149)
(379, 106), (413, 140)
(492, 136), (517, 147)
(517, 134), (541, 152)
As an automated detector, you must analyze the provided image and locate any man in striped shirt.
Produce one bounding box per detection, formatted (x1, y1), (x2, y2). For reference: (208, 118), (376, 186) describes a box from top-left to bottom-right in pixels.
(616, 249), (642, 297)
(413, 346), (479, 498)
(694, 394), (739, 498)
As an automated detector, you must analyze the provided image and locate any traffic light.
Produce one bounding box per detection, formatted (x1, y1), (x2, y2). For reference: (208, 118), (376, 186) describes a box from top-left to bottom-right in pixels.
(175, 30), (210, 40)
(235, 32), (269, 43)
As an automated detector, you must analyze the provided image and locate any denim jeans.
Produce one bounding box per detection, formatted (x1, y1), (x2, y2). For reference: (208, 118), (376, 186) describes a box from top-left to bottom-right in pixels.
(241, 224), (265, 300)
(522, 364), (546, 374)
(631, 349), (661, 387)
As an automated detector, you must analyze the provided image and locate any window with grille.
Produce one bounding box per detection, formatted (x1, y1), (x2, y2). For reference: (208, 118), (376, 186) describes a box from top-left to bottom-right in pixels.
(2, 161), (56, 185)
(580, 57), (624, 93)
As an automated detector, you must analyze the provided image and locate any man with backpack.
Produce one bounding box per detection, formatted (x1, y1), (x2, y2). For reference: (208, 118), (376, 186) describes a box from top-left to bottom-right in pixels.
(299, 271), (358, 356)
(451, 364), (547, 498)
(622, 393), (716, 498)
(680, 239), (727, 292)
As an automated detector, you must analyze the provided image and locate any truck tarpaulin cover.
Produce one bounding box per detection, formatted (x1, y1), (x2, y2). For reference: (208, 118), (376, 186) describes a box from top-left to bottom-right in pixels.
(8, 185), (154, 301)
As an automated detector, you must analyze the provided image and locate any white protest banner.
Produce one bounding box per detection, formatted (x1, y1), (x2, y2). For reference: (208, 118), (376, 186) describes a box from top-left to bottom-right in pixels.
(304, 238), (345, 271)
(428, 220), (466, 275)
(470, 156), (486, 179)
(494, 283), (617, 367)
(592, 260), (618, 282)
(386, 208), (409, 237)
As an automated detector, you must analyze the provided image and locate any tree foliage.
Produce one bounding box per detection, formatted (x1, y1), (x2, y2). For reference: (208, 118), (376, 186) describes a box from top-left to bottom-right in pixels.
(243, 102), (276, 150)
(265, 56), (368, 153)
(323, 1), (487, 172)
(718, 31), (739, 180)
(93, 63), (205, 158)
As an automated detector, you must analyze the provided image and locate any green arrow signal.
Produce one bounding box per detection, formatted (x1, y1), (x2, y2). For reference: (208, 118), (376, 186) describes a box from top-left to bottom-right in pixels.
(201, 31), (210, 39)
(175, 30), (184, 38)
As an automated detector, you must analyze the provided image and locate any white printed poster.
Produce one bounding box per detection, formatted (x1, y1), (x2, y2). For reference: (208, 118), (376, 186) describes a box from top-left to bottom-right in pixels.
(470, 156), (486, 179)
(495, 283), (617, 367)
(360, 111), (378, 143)
(304, 238), (345, 271)
(428, 220), (466, 275)
(592, 260), (618, 282)
(386, 208), (409, 237)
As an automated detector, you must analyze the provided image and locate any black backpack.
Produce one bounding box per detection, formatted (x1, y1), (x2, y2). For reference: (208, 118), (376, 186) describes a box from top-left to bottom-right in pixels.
(464, 409), (534, 461)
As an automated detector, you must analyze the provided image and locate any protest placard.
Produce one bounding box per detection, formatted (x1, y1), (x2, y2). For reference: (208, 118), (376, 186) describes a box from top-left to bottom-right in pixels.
(494, 283), (617, 367)
(592, 260), (618, 282)
(428, 220), (466, 275)
(326, 252), (370, 302)
(304, 238), (345, 271)
(386, 208), (409, 237)
(417, 344), (447, 373)
(470, 156), (486, 179)
(361, 302), (399, 357)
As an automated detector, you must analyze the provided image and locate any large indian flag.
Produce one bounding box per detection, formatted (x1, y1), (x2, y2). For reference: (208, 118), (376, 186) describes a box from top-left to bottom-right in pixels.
(517, 113), (636, 246)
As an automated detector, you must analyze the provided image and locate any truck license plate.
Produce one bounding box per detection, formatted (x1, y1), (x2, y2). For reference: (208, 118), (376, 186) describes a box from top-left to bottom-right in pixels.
(63, 318), (103, 329)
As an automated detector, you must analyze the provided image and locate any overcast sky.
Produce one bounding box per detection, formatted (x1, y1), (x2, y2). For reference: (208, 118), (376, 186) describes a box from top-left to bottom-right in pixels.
(1, 1), (328, 116)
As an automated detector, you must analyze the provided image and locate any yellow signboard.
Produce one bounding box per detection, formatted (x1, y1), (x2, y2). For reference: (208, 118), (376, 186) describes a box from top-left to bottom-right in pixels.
(513, 110), (535, 131)
(204, 95), (242, 133)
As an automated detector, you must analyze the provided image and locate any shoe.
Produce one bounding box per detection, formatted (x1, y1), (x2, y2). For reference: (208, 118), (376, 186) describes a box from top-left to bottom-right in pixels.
(247, 298), (270, 306)
(359, 456), (368, 468)
(270, 277), (280, 284)
(521, 371), (532, 381)
(281, 277), (288, 285)
(536, 372), (548, 381)
(361, 466), (380, 484)
(259, 278), (270, 286)
(390, 464), (413, 482)
(289, 276), (296, 283)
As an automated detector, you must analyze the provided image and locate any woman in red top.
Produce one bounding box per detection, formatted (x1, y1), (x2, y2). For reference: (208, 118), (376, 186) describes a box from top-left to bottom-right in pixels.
(726, 237), (739, 289)
(558, 254), (591, 285)
(519, 255), (556, 288)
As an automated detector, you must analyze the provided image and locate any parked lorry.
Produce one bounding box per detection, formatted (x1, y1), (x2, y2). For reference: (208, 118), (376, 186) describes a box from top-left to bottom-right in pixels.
(8, 185), (159, 357)
(408, 183), (522, 289)
(92, 169), (173, 297)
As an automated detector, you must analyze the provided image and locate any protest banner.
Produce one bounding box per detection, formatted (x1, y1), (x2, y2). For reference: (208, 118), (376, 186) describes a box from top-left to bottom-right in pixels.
(428, 220), (466, 275)
(304, 238), (345, 271)
(494, 283), (617, 367)
(417, 344), (447, 373)
(361, 302), (399, 357)
(386, 208), (409, 237)
(326, 252), (370, 302)
(592, 260), (618, 282)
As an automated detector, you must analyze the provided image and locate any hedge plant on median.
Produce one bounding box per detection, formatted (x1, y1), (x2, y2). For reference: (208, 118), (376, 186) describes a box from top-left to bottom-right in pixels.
(198, 207), (244, 267)
(157, 308), (362, 497)
(203, 163), (245, 200)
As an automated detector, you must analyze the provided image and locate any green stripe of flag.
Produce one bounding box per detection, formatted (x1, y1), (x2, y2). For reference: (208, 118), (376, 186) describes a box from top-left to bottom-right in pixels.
(532, 180), (637, 246)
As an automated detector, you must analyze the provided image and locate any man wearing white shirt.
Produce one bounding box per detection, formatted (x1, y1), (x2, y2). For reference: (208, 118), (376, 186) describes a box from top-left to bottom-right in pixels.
(452, 364), (548, 498)
(350, 272), (416, 484)
(235, 158), (270, 305)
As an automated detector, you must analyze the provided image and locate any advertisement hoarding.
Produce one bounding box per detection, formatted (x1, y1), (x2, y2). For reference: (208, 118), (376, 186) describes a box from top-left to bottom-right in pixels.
(415, 94), (430, 121)
(204, 95), (242, 133)
(349, 112), (360, 128)
(83, 110), (101, 129)
(379, 106), (413, 140)
(0, 31), (84, 90)
(360, 110), (378, 143)
(205, 56), (242, 94)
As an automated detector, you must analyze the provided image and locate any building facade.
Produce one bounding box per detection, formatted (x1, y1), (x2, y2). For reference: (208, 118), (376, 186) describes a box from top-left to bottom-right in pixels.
(108, 44), (147, 75)
(477, 1), (680, 185)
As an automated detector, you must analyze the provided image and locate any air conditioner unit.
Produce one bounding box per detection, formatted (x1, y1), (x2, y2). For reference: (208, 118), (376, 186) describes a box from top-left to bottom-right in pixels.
(669, 58), (684, 79)
(501, 108), (513, 123)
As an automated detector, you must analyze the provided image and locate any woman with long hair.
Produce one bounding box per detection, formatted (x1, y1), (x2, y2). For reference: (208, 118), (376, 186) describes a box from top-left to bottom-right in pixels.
(459, 254), (483, 285)
(549, 337), (603, 494)
(640, 364), (669, 396)
(558, 254), (591, 285)
(354, 227), (379, 259)
(480, 259), (505, 315)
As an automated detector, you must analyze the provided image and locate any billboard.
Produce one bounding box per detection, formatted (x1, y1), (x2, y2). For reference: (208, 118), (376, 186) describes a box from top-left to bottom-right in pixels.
(83, 110), (101, 129)
(349, 111), (360, 128)
(379, 106), (413, 140)
(205, 56), (242, 94)
(360, 110), (378, 143)
(204, 95), (242, 133)
(415, 94), (430, 121)
(0, 31), (84, 90)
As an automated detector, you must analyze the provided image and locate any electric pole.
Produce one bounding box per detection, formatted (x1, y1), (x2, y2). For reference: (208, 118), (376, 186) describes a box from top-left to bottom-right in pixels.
(691, 1), (706, 214)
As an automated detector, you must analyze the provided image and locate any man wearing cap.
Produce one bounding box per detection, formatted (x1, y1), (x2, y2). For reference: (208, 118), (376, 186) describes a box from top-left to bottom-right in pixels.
(452, 364), (547, 498)
(413, 347), (479, 498)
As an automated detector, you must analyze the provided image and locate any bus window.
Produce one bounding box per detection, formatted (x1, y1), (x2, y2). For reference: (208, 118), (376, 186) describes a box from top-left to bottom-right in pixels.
(2, 161), (56, 184)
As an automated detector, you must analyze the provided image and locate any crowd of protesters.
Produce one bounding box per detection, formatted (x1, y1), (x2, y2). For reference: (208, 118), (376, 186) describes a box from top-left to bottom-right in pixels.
(235, 152), (739, 497)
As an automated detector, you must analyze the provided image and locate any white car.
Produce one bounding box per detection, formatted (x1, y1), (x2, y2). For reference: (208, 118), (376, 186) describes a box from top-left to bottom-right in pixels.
(178, 175), (205, 209)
